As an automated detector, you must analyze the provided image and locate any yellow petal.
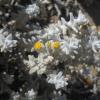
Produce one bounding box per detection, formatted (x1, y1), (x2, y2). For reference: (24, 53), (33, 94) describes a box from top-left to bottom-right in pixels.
(33, 41), (42, 50)
(52, 41), (60, 49)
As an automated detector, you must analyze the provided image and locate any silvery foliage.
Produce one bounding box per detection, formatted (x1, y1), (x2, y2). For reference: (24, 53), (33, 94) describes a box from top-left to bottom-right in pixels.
(23, 55), (36, 68)
(31, 10), (87, 40)
(0, 29), (17, 52)
(25, 3), (40, 17)
(88, 33), (100, 65)
(60, 36), (80, 55)
(35, 19), (68, 40)
(74, 10), (88, 25)
(47, 71), (68, 89)
(24, 53), (54, 74)
(42, 23), (61, 40)
(43, 20), (66, 40)
(61, 10), (88, 33)
(25, 89), (36, 100)
(88, 33), (100, 53)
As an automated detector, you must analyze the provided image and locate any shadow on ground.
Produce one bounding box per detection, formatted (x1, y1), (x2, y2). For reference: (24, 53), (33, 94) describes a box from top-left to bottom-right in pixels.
(78, 0), (100, 26)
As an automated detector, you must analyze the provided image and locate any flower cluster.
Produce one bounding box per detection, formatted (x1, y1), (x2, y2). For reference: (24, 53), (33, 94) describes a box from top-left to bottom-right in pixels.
(23, 9), (91, 74)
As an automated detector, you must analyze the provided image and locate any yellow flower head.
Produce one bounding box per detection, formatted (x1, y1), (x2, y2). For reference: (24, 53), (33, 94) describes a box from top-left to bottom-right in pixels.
(33, 41), (42, 50)
(52, 41), (60, 49)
